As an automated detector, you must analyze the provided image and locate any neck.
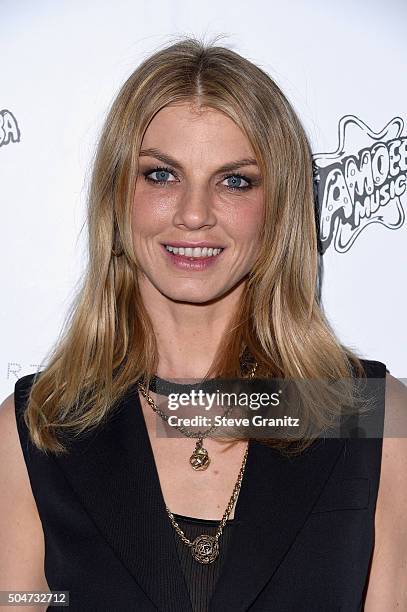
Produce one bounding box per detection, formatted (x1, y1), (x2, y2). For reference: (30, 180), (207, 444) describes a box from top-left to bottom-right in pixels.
(138, 277), (245, 379)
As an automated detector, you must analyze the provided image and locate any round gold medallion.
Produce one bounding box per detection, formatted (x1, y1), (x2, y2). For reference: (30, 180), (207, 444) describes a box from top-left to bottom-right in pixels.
(191, 534), (219, 564)
(189, 442), (210, 471)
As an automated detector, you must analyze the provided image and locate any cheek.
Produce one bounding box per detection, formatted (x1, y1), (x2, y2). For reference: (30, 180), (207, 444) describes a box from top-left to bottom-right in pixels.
(131, 189), (173, 236)
(228, 203), (264, 245)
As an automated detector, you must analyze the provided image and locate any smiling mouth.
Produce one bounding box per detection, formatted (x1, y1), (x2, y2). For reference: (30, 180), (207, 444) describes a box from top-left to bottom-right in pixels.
(164, 245), (224, 258)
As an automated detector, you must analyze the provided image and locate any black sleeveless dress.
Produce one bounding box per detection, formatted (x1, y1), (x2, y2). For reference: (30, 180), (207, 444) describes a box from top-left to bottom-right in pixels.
(13, 359), (388, 611)
(171, 513), (236, 612)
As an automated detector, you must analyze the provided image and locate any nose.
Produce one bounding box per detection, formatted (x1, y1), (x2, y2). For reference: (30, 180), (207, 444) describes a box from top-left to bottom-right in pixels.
(173, 184), (217, 231)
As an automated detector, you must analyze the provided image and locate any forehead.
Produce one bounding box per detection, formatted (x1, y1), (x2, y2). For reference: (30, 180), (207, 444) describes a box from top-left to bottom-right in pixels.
(141, 102), (255, 159)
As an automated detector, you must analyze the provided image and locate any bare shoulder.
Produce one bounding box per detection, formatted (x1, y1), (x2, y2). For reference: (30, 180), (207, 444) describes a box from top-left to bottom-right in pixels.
(377, 371), (407, 513)
(0, 392), (29, 487)
(378, 372), (407, 516)
(0, 391), (26, 451)
(0, 392), (49, 598)
(382, 372), (407, 435)
(363, 372), (407, 610)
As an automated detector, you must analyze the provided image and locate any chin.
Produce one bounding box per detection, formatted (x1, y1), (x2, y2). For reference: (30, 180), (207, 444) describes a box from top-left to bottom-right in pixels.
(163, 291), (220, 305)
(159, 283), (227, 305)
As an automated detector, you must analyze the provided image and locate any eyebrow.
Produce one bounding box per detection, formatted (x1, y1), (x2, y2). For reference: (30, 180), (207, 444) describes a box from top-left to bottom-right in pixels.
(139, 147), (259, 174)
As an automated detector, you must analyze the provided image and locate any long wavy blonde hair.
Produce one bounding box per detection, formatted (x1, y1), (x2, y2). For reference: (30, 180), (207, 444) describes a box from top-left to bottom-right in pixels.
(25, 34), (366, 455)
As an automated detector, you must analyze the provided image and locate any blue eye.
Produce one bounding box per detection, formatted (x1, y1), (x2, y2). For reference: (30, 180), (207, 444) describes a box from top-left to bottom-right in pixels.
(143, 166), (177, 185)
(143, 165), (254, 192)
(223, 174), (251, 191)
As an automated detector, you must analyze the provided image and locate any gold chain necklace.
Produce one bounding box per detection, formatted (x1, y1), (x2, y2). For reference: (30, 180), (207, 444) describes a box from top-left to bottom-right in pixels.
(166, 442), (249, 564)
(136, 359), (254, 564)
(137, 360), (257, 471)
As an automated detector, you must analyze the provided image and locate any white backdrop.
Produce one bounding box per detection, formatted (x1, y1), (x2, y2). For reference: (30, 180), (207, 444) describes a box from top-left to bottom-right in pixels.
(1, 0), (406, 399)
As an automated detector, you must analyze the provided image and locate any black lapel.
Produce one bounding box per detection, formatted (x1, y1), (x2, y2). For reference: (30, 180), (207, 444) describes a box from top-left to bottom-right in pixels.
(52, 383), (345, 612)
(209, 435), (346, 611)
(52, 384), (193, 612)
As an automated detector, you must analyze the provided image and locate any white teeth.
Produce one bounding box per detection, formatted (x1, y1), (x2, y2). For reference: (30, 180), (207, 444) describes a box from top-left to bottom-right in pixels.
(165, 245), (223, 258)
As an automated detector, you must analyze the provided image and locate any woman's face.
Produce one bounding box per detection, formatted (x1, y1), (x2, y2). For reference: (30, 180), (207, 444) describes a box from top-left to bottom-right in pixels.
(132, 102), (264, 304)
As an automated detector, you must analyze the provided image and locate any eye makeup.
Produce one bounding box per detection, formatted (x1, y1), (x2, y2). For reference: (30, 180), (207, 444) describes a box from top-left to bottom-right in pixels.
(142, 165), (261, 192)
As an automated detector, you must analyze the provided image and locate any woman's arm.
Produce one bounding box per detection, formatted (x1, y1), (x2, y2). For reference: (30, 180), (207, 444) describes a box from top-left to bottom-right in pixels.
(364, 373), (407, 610)
(0, 393), (49, 611)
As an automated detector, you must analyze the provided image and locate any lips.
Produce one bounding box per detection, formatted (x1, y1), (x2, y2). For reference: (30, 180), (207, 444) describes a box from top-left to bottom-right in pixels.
(164, 245), (224, 258)
(161, 243), (225, 270)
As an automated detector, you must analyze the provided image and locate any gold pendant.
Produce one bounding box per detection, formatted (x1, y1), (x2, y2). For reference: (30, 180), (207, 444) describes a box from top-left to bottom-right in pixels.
(189, 438), (210, 471)
(191, 534), (219, 564)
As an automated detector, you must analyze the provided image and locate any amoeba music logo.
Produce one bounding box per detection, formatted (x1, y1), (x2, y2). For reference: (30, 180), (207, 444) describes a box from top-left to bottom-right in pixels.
(0, 109), (20, 148)
(313, 115), (406, 253)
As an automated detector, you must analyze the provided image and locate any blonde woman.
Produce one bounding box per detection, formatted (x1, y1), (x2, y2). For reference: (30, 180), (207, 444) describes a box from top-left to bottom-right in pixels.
(1, 36), (406, 612)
